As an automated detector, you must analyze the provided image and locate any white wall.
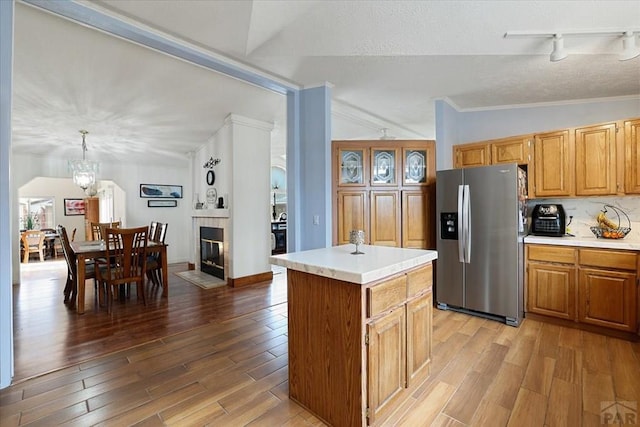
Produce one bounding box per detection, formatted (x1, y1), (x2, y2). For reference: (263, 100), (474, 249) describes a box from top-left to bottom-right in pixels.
(435, 97), (640, 170)
(193, 114), (273, 279)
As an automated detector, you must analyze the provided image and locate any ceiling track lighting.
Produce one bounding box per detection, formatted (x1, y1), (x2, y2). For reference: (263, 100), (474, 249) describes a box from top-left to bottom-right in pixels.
(550, 34), (568, 62)
(504, 29), (640, 62)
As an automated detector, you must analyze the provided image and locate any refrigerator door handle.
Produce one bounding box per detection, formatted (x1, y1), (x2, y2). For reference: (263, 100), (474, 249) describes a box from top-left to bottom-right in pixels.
(457, 184), (465, 263)
(463, 184), (471, 262)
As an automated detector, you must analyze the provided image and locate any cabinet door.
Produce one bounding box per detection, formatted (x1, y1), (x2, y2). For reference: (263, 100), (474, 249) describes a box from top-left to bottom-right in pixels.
(625, 118), (640, 194)
(337, 147), (367, 187)
(533, 130), (573, 197)
(371, 148), (399, 186)
(401, 190), (431, 249)
(575, 123), (617, 195)
(527, 262), (576, 320)
(491, 136), (531, 165)
(578, 268), (637, 332)
(406, 292), (432, 387)
(370, 191), (400, 247)
(453, 143), (490, 169)
(337, 191), (368, 245)
(403, 143), (436, 185)
(367, 308), (406, 426)
(84, 197), (99, 241)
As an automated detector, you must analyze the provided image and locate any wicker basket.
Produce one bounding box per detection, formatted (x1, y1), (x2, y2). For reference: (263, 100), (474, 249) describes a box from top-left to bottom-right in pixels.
(590, 205), (631, 239)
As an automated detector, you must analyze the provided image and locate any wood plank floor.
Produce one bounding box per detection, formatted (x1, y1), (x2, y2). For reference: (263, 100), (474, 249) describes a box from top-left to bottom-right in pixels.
(2, 261), (639, 426)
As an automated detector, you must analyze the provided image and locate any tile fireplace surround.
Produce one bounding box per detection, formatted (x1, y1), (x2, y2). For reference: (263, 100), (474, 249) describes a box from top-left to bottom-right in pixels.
(192, 209), (229, 283)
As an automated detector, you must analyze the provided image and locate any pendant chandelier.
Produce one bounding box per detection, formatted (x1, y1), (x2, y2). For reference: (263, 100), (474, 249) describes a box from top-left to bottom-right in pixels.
(69, 130), (99, 190)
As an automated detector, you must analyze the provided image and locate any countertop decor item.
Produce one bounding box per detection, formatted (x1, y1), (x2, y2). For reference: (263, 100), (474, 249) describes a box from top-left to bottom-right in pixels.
(590, 204), (631, 239)
(349, 229), (365, 254)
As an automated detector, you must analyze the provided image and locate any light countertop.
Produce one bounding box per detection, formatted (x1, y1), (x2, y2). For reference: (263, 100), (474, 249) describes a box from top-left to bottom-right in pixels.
(524, 234), (640, 251)
(270, 244), (438, 284)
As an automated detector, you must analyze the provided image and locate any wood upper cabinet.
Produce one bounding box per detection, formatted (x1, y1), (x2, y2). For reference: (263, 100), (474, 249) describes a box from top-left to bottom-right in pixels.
(575, 122), (617, 196)
(625, 118), (640, 194)
(453, 142), (490, 168)
(490, 136), (531, 165)
(533, 130), (573, 197)
(332, 140), (436, 248)
(370, 191), (400, 247)
(337, 145), (368, 187)
(337, 191), (369, 245)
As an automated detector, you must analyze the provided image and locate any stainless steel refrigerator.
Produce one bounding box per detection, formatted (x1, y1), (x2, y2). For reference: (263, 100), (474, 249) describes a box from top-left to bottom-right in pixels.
(436, 163), (527, 326)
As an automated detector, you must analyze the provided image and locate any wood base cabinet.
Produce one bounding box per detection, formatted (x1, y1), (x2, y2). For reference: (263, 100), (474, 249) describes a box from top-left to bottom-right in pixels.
(526, 244), (638, 335)
(287, 263), (433, 427)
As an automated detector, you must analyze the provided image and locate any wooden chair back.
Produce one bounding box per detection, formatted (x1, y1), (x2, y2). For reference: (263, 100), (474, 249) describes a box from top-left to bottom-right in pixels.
(91, 221), (121, 240)
(149, 221), (159, 242)
(21, 230), (45, 262)
(98, 226), (148, 312)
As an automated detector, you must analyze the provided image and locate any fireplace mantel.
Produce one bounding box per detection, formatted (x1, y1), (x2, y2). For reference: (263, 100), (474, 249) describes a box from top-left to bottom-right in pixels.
(191, 209), (229, 218)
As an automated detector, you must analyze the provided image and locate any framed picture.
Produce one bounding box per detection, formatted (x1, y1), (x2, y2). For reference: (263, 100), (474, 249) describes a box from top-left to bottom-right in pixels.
(64, 198), (86, 216)
(139, 184), (183, 199)
(148, 200), (177, 208)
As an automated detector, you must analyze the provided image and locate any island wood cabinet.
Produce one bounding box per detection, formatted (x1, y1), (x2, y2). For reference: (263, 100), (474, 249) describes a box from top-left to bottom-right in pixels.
(287, 263), (433, 427)
(625, 118), (640, 194)
(333, 140), (436, 249)
(526, 244), (638, 334)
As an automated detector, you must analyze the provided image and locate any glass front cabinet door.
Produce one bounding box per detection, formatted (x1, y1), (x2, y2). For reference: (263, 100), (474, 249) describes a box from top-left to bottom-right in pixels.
(339, 148), (367, 186)
(403, 148), (428, 185)
(371, 148), (398, 186)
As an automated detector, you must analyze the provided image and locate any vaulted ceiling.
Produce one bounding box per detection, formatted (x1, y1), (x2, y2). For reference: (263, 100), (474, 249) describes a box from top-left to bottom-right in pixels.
(11, 0), (640, 167)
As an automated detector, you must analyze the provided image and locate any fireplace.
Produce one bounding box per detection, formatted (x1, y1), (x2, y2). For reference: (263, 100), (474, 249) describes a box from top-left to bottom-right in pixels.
(200, 226), (224, 279)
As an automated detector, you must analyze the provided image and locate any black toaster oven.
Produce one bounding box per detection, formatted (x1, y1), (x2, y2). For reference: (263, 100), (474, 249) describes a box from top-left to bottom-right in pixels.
(531, 204), (566, 237)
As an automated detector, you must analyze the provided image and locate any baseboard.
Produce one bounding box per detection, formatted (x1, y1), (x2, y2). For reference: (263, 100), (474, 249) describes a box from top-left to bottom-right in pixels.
(525, 312), (639, 342)
(227, 271), (274, 288)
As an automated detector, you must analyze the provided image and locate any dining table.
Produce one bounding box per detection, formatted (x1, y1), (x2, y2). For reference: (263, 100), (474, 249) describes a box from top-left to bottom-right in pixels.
(70, 240), (168, 314)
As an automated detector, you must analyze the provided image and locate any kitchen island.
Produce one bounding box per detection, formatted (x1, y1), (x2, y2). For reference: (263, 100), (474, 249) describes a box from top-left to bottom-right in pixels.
(270, 244), (437, 427)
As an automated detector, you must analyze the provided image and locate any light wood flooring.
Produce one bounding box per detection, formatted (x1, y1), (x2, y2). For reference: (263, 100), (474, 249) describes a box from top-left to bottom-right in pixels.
(1, 261), (639, 426)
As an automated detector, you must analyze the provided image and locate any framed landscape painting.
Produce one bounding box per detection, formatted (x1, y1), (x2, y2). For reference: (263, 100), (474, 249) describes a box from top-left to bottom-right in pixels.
(64, 198), (85, 216)
(139, 184), (183, 199)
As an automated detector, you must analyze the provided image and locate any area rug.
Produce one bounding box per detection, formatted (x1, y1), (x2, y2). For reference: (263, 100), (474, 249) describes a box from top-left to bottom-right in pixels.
(174, 270), (227, 290)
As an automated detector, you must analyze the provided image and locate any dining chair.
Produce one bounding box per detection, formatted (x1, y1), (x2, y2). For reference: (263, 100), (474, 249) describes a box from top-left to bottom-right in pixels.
(91, 221), (121, 240)
(20, 230), (46, 263)
(57, 225), (97, 308)
(146, 222), (168, 287)
(149, 221), (159, 242)
(95, 226), (148, 313)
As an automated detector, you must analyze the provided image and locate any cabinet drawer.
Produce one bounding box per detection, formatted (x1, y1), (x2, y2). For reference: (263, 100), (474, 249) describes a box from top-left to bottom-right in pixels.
(407, 264), (433, 298)
(368, 276), (407, 317)
(579, 249), (637, 271)
(527, 245), (576, 264)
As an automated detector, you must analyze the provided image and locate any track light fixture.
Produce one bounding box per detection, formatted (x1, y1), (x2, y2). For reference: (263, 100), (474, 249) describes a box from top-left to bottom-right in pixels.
(550, 34), (568, 62)
(620, 31), (640, 61)
(504, 30), (640, 62)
